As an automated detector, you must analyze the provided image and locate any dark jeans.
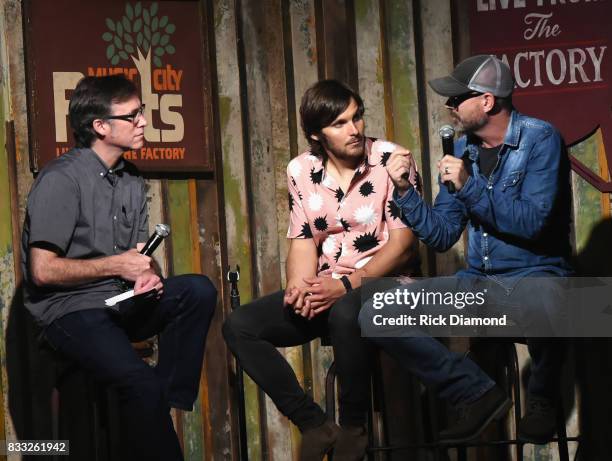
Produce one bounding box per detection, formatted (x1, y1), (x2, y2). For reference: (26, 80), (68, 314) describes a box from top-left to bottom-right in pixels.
(222, 288), (372, 431)
(44, 274), (216, 461)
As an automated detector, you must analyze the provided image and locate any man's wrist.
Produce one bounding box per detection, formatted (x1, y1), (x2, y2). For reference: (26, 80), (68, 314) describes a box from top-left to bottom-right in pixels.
(340, 275), (353, 293)
(396, 182), (413, 198)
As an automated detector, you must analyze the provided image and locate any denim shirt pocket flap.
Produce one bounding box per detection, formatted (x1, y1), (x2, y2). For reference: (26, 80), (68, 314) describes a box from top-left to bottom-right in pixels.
(501, 171), (522, 191)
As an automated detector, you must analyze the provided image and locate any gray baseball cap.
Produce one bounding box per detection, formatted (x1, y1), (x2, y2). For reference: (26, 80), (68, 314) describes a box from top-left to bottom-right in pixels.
(429, 55), (515, 97)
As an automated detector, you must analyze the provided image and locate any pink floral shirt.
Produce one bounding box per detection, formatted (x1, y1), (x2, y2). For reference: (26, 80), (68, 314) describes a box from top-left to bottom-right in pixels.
(287, 138), (420, 278)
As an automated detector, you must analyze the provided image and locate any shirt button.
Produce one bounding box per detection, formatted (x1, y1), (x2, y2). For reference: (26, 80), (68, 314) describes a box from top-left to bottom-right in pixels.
(484, 256), (489, 261)
(114, 245), (118, 250)
(487, 185), (493, 190)
(113, 215), (117, 220)
(100, 172), (104, 176)
(483, 232), (488, 237)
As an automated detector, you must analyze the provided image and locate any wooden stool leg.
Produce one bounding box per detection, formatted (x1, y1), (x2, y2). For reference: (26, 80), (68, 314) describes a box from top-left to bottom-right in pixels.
(326, 361), (337, 422)
(556, 402), (570, 461)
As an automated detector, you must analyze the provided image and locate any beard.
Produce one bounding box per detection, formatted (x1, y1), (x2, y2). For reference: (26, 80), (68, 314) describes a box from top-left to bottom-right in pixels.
(451, 111), (487, 136)
(320, 134), (366, 162)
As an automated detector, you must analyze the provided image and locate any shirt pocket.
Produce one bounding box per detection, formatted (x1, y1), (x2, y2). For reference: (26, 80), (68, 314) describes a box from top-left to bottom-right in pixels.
(500, 171), (522, 192)
(116, 208), (137, 251)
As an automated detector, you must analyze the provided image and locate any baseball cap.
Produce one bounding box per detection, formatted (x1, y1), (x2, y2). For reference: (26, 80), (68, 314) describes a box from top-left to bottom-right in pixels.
(428, 55), (515, 97)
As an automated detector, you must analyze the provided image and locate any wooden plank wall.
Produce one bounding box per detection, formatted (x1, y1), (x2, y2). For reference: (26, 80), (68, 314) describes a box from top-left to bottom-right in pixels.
(0, 0), (610, 460)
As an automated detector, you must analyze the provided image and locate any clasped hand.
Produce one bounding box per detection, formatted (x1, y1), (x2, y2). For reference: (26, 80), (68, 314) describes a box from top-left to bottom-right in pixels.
(283, 277), (345, 320)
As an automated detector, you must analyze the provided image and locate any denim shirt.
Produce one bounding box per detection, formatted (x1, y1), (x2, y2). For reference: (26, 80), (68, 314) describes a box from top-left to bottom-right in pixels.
(394, 111), (573, 286)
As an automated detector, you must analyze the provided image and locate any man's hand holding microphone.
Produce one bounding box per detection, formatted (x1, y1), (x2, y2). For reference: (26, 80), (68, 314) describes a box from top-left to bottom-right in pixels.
(105, 224), (169, 306)
(386, 125), (468, 194)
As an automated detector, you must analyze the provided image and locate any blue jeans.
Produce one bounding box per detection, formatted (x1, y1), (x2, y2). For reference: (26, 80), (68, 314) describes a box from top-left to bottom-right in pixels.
(358, 277), (495, 405)
(359, 274), (566, 404)
(44, 274), (216, 461)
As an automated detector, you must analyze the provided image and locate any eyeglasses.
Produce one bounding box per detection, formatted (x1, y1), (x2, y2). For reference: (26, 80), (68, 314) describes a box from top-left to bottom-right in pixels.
(105, 104), (146, 125)
(445, 92), (482, 109)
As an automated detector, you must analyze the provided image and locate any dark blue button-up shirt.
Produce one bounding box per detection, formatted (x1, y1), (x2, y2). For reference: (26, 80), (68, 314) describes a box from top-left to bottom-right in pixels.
(394, 111), (573, 286)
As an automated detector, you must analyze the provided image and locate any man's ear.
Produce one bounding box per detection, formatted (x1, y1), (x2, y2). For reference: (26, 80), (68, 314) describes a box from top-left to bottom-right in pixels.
(92, 118), (108, 138)
(310, 133), (319, 142)
(482, 93), (496, 113)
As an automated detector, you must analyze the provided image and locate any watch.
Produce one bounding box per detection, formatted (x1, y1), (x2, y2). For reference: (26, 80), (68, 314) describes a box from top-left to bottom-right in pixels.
(340, 275), (353, 293)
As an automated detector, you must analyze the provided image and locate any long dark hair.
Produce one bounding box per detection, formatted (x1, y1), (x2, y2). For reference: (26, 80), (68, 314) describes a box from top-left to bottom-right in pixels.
(299, 79), (364, 158)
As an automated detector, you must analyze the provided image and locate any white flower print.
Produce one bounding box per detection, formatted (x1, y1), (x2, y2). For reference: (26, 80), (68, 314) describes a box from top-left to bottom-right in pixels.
(288, 159), (302, 178)
(377, 141), (396, 153)
(355, 256), (373, 269)
(353, 203), (378, 226)
(322, 175), (334, 188)
(322, 235), (337, 256)
(331, 272), (342, 280)
(308, 192), (323, 211)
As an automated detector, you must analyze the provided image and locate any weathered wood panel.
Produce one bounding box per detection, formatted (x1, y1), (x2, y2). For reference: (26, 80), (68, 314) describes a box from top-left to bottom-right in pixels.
(165, 179), (206, 460)
(355, 0), (386, 140)
(240, 0), (295, 458)
(0, 17), (18, 460)
(420, 0), (466, 275)
(213, 0), (264, 459)
(0, 1), (609, 460)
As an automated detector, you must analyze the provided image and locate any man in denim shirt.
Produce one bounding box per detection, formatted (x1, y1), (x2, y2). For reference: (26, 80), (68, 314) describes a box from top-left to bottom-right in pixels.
(364, 55), (572, 444)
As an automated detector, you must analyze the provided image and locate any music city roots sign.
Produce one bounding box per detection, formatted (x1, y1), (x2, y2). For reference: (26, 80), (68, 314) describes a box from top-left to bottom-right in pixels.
(469, 0), (612, 192)
(24, 0), (214, 172)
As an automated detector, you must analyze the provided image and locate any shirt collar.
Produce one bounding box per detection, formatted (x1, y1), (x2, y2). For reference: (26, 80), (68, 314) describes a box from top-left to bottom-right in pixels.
(83, 148), (126, 182)
(465, 110), (519, 160)
(502, 110), (520, 148)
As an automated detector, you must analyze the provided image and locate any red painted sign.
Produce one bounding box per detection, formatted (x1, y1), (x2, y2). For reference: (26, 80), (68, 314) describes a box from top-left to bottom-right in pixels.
(469, 0), (612, 191)
(24, 0), (214, 172)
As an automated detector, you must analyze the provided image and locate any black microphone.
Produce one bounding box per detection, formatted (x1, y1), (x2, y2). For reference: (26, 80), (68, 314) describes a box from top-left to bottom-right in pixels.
(439, 124), (455, 193)
(140, 223), (171, 256)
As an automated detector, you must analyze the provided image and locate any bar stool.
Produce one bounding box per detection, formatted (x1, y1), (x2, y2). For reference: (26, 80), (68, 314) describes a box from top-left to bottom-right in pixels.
(451, 340), (580, 461)
(324, 343), (442, 460)
(47, 338), (157, 461)
(324, 340), (581, 460)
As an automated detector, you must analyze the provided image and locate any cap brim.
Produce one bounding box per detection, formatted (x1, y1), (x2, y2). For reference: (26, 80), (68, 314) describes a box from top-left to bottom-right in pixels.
(428, 76), (471, 97)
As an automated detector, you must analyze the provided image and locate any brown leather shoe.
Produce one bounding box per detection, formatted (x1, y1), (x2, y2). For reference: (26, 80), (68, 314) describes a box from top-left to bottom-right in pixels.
(299, 420), (340, 461)
(333, 425), (368, 461)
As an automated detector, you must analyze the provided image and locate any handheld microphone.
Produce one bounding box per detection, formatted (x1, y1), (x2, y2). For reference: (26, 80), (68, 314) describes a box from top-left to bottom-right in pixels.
(439, 125), (455, 193)
(105, 223), (171, 307)
(140, 223), (171, 256)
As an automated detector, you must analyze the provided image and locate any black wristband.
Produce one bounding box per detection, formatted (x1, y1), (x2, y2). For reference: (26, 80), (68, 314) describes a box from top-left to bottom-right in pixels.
(340, 275), (353, 293)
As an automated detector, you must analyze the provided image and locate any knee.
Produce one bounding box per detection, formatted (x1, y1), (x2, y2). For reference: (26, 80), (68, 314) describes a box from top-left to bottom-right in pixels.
(181, 274), (217, 317)
(357, 297), (375, 332)
(222, 308), (252, 348)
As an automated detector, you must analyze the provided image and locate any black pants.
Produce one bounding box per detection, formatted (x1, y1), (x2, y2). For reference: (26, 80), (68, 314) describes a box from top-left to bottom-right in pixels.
(222, 287), (372, 431)
(44, 274), (217, 461)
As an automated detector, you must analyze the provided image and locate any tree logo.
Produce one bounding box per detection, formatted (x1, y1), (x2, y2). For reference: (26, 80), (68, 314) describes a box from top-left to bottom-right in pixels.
(102, 1), (176, 69)
(101, 1), (183, 143)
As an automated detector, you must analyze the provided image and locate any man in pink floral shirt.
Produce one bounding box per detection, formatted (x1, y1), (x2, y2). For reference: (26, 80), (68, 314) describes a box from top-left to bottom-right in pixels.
(223, 80), (419, 461)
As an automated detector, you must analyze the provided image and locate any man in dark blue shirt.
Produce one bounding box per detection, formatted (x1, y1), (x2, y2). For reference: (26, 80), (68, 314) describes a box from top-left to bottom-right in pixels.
(361, 55), (572, 444)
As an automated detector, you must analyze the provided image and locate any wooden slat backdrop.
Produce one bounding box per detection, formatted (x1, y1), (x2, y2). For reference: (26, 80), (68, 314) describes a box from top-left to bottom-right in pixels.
(0, 0), (610, 459)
